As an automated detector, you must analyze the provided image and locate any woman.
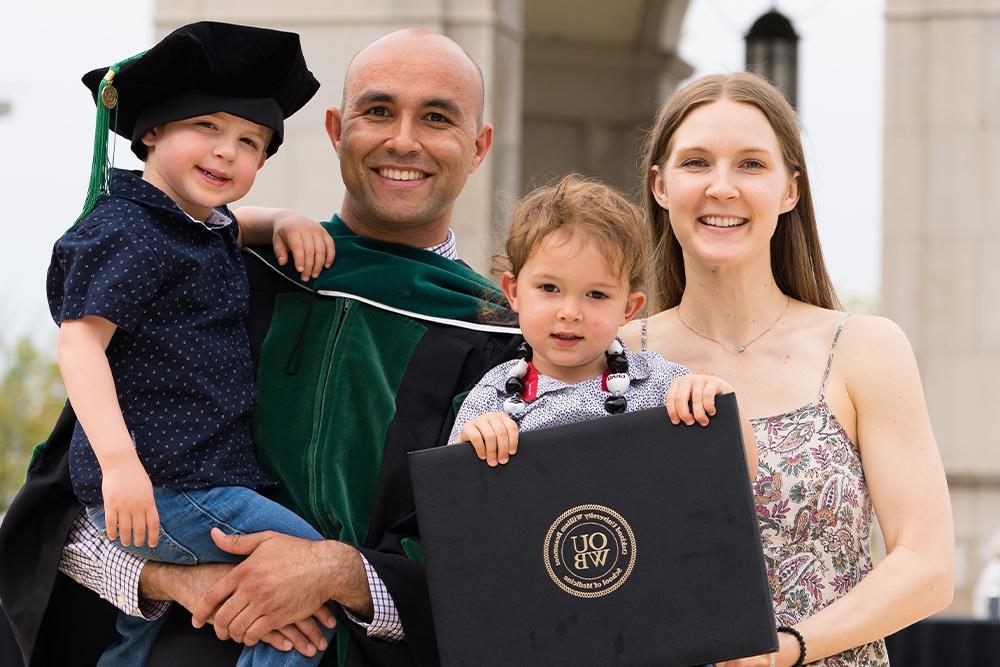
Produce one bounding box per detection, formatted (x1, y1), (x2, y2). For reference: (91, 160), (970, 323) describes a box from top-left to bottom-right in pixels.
(620, 73), (953, 666)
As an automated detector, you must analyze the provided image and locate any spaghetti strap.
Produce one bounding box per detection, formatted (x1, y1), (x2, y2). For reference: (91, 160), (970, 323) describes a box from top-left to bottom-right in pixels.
(640, 317), (648, 352)
(818, 313), (853, 401)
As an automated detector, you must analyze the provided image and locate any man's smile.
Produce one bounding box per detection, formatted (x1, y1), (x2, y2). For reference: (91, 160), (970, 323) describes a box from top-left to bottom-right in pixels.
(376, 167), (430, 182)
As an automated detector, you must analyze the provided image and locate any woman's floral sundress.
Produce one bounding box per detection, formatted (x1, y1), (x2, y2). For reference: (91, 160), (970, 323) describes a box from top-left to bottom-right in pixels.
(750, 315), (888, 666)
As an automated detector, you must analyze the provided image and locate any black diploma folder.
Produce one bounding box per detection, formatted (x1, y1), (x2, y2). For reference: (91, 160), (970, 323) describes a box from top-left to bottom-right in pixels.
(408, 393), (777, 667)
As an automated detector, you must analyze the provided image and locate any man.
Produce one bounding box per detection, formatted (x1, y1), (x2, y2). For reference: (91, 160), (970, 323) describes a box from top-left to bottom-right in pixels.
(0, 29), (518, 666)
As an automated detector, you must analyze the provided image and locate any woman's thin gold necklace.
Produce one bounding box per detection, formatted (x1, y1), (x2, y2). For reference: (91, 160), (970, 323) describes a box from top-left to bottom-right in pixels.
(676, 295), (791, 354)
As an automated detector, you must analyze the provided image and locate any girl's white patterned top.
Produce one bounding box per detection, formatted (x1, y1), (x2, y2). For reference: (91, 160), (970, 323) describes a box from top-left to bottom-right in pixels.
(449, 347), (689, 443)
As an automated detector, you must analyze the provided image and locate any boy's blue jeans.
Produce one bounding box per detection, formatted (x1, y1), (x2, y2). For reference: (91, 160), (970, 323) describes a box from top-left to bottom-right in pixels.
(86, 486), (335, 667)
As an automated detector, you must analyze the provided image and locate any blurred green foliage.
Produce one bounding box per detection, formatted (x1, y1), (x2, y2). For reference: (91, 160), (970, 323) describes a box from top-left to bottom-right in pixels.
(0, 336), (65, 511)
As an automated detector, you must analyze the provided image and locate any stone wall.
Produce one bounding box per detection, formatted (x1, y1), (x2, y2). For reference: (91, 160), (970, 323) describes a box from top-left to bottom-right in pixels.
(883, 0), (1000, 615)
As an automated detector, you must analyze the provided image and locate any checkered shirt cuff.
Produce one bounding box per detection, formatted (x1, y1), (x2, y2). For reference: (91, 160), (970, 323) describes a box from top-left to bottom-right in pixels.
(58, 511), (170, 620)
(342, 553), (405, 642)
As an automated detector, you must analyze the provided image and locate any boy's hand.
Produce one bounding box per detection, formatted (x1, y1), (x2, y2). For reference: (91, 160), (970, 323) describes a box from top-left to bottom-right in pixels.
(101, 455), (160, 548)
(664, 374), (734, 426)
(461, 412), (520, 466)
(273, 212), (335, 282)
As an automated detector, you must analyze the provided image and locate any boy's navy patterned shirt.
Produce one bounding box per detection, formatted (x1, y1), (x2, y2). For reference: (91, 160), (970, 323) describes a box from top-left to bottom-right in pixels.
(47, 169), (273, 505)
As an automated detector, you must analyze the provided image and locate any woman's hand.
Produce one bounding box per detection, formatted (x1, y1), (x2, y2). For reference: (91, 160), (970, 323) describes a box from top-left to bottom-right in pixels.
(715, 654), (775, 667)
(716, 631), (799, 667)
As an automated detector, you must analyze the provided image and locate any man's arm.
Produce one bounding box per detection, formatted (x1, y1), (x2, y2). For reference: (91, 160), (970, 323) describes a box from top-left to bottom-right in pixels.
(59, 511), (168, 620)
(343, 555), (405, 641)
(59, 511), (338, 656)
(191, 530), (375, 645)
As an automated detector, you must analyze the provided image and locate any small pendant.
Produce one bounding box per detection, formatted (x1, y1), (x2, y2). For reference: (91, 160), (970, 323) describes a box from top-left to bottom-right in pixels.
(100, 83), (118, 109)
(737, 344), (746, 353)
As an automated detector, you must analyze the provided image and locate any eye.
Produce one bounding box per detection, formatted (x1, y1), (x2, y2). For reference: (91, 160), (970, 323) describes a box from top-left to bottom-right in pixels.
(680, 157), (708, 169)
(367, 106), (391, 118)
(741, 158), (766, 170)
(240, 137), (260, 150)
(587, 291), (610, 300)
(427, 111), (450, 124)
(196, 121), (217, 130)
(539, 283), (559, 293)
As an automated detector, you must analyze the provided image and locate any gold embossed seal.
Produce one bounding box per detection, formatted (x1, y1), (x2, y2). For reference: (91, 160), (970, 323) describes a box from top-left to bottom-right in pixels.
(100, 70), (118, 109)
(543, 504), (637, 599)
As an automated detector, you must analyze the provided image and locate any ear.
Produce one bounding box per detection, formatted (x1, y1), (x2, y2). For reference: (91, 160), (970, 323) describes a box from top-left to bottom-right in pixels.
(325, 107), (343, 154)
(256, 153), (267, 170)
(780, 171), (800, 214)
(141, 125), (162, 149)
(649, 165), (669, 210)
(469, 123), (494, 174)
(622, 291), (647, 324)
(500, 270), (520, 312)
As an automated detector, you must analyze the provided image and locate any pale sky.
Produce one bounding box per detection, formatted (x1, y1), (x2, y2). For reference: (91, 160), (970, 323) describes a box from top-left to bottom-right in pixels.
(0, 0), (882, 346)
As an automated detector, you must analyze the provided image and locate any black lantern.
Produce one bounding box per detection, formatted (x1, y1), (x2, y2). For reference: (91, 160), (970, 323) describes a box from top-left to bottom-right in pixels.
(745, 10), (799, 108)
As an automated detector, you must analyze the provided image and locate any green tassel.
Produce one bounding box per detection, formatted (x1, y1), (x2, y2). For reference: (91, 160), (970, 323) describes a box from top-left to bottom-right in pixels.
(74, 50), (147, 226)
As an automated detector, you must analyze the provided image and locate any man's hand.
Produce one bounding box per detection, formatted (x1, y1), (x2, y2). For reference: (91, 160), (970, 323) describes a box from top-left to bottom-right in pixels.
(262, 617), (338, 657)
(191, 529), (366, 647)
(141, 561), (335, 656)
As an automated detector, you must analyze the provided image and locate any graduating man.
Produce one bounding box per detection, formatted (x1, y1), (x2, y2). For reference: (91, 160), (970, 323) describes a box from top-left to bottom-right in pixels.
(0, 28), (517, 666)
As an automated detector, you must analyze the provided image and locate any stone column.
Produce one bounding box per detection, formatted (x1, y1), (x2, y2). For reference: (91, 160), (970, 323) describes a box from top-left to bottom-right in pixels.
(882, 0), (1000, 614)
(155, 0), (524, 274)
(520, 0), (692, 199)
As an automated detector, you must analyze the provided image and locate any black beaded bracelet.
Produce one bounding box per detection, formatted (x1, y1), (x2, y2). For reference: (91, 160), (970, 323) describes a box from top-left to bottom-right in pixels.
(776, 625), (806, 667)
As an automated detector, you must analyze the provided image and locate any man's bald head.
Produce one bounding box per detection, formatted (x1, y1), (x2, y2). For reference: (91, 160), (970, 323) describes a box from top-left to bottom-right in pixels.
(342, 28), (485, 127)
(327, 27), (494, 246)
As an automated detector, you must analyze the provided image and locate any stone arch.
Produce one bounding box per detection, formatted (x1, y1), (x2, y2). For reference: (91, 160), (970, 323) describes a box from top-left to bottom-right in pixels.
(520, 0), (693, 196)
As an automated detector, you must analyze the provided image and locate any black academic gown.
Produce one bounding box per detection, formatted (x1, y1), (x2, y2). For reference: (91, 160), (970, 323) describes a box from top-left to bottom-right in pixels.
(0, 247), (517, 667)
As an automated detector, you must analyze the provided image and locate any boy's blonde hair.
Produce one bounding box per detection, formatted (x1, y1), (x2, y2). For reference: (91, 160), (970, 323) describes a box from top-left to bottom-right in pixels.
(503, 174), (648, 291)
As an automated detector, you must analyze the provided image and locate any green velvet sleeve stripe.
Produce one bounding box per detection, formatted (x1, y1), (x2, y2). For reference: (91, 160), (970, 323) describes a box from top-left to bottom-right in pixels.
(400, 537), (424, 564)
(451, 390), (471, 419)
(247, 215), (517, 327)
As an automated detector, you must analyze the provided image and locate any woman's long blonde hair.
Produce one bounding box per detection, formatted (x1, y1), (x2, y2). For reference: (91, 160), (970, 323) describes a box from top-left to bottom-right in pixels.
(641, 72), (840, 312)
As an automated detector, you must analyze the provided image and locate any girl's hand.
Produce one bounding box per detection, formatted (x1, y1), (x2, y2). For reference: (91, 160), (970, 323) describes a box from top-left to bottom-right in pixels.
(664, 373), (734, 426)
(273, 212), (335, 282)
(460, 412), (520, 466)
(101, 455), (159, 548)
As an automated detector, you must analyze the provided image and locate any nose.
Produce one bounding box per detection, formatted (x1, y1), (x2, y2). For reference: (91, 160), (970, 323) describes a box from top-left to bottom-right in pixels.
(557, 297), (583, 322)
(705, 166), (738, 200)
(385, 115), (421, 155)
(214, 139), (237, 162)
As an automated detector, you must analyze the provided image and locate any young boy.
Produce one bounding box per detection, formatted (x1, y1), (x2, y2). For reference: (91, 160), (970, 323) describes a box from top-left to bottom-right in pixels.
(449, 174), (758, 479)
(48, 22), (334, 667)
